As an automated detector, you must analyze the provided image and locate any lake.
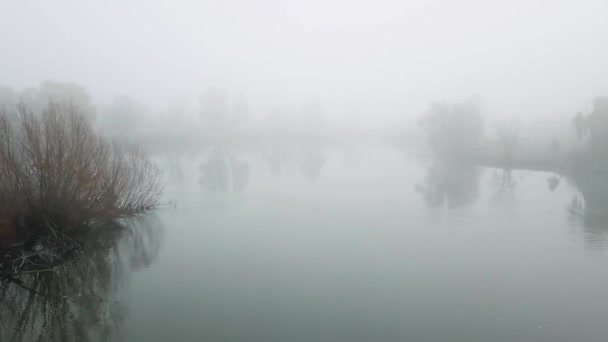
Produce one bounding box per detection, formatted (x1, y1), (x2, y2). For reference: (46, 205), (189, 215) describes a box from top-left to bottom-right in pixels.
(4, 144), (608, 341)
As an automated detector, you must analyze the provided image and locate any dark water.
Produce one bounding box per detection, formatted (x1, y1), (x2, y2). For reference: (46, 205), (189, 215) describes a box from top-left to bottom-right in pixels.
(3, 145), (608, 341)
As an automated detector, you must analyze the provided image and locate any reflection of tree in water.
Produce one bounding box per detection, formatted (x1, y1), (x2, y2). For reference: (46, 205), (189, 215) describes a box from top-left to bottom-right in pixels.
(490, 168), (517, 205)
(197, 87), (250, 192)
(199, 146), (249, 192)
(563, 97), (608, 249)
(565, 176), (608, 250)
(264, 145), (283, 177)
(416, 98), (483, 209)
(416, 161), (481, 209)
(0, 216), (163, 342)
(300, 148), (325, 182)
(262, 142), (325, 181)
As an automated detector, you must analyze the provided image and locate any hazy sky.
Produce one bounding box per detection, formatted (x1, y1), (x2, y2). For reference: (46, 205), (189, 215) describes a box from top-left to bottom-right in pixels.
(1, 0), (608, 126)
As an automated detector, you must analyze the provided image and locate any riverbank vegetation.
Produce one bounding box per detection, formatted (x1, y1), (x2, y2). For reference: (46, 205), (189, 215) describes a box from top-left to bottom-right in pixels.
(0, 101), (162, 256)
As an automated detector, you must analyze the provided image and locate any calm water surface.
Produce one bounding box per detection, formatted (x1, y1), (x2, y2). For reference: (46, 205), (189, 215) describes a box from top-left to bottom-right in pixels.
(5, 145), (608, 341)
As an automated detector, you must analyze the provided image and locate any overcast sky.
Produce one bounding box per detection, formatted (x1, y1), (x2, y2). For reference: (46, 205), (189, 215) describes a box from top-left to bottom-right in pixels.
(1, 0), (607, 127)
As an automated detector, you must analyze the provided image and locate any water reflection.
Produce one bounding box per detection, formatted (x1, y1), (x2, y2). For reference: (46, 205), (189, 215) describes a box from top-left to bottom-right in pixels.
(300, 147), (325, 182)
(416, 161), (481, 209)
(198, 145), (250, 192)
(566, 177), (608, 250)
(261, 141), (325, 182)
(0, 216), (163, 342)
(263, 145), (283, 176)
(490, 168), (517, 206)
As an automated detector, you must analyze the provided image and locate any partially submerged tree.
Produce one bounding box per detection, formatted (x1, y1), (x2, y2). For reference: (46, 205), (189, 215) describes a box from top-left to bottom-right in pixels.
(0, 101), (162, 249)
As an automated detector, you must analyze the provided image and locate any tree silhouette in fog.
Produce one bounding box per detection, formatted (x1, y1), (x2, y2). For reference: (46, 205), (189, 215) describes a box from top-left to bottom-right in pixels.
(0, 86), (17, 108)
(578, 97), (608, 153)
(495, 119), (522, 163)
(569, 97), (608, 167)
(420, 99), (483, 158)
(0, 216), (163, 342)
(23, 81), (96, 119)
(97, 96), (146, 139)
(0, 81), (94, 119)
(417, 99), (483, 209)
(563, 97), (608, 248)
(199, 88), (249, 134)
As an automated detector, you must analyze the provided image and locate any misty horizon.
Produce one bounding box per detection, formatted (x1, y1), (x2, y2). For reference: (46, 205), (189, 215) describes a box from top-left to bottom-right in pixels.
(3, 1), (608, 341)
(2, 0), (608, 129)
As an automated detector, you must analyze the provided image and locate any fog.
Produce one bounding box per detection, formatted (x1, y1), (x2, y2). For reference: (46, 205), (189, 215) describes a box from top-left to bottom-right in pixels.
(2, 0), (608, 131)
(4, 1), (608, 341)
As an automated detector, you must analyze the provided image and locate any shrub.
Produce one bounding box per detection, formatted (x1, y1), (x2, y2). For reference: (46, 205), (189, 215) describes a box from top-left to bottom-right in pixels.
(0, 101), (162, 246)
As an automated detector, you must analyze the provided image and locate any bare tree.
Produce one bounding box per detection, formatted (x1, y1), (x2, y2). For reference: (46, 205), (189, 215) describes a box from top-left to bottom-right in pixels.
(0, 101), (162, 247)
